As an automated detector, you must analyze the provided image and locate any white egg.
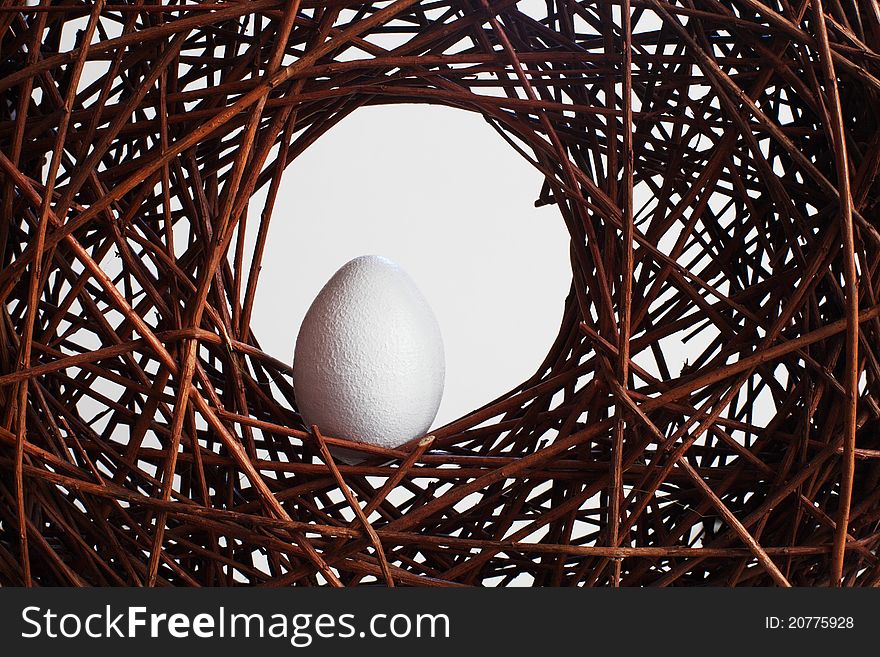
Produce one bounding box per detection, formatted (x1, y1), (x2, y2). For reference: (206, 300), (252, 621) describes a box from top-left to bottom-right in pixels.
(293, 255), (445, 456)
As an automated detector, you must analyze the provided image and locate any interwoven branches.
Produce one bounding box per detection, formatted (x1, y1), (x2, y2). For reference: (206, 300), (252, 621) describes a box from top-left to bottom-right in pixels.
(1, 0), (879, 586)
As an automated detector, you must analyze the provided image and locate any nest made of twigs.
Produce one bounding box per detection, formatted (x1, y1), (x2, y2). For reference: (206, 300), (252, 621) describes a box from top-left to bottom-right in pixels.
(1, 0), (879, 587)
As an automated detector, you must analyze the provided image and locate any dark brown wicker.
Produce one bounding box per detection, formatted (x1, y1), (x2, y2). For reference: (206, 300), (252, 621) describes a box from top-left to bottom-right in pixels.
(1, 0), (879, 587)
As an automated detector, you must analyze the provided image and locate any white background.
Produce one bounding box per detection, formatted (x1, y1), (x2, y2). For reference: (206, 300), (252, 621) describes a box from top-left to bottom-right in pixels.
(246, 104), (573, 429)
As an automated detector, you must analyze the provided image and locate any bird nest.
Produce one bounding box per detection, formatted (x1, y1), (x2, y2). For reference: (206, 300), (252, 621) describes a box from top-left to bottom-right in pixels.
(1, 0), (879, 587)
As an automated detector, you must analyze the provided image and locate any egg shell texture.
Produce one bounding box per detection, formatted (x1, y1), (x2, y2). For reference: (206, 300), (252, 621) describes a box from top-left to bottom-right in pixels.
(293, 255), (445, 450)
